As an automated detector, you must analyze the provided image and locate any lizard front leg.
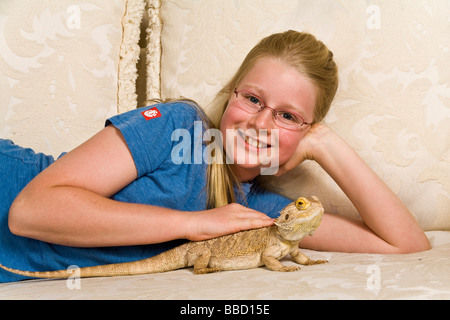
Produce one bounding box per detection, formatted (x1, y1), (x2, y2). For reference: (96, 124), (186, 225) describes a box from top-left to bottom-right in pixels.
(290, 248), (328, 266)
(262, 246), (300, 272)
(187, 245), (221, 274)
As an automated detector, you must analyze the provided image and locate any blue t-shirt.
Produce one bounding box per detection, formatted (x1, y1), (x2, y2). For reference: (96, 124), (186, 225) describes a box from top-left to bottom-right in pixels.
(0, 102), (291, 282)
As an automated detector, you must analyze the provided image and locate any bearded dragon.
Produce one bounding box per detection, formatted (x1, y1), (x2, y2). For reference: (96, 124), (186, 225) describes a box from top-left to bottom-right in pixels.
(0, 196), (327, 279)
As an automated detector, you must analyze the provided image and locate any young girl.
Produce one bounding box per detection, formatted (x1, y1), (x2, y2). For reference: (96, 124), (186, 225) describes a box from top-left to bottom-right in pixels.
(0, 31), (430, 282)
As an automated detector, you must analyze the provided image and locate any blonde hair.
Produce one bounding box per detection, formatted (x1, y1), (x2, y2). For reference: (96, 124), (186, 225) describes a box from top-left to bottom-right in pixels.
(206, 30), (339, 209)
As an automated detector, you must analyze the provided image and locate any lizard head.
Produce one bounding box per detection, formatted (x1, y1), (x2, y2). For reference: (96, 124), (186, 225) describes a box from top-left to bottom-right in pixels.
(274, 196), (324, 241)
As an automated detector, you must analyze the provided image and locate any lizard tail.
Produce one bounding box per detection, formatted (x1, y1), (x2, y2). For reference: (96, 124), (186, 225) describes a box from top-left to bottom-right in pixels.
(0, 245), (189, 279)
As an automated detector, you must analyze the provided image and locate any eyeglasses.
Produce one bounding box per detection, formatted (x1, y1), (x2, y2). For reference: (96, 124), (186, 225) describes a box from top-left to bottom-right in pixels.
(233, 89), (311, 130)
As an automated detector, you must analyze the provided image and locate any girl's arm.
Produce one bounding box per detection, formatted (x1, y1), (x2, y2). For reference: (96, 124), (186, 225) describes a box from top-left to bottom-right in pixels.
(278, 124), (431, 253)
(8, 125), (273, 247)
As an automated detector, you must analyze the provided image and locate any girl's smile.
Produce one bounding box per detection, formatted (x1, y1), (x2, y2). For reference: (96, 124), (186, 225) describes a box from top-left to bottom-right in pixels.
(237, 128), (269, 150)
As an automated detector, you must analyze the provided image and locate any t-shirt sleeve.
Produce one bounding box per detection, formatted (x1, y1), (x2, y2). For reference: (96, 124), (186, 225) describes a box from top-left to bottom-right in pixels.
(105, 102), (200, 178)
(246, 183), (293, 219)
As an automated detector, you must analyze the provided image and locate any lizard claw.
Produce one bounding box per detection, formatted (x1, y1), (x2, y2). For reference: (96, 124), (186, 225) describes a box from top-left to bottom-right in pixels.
(280, 265), (301, 272)
(305, 259), (328, 265)
(194, 267), (221, 274)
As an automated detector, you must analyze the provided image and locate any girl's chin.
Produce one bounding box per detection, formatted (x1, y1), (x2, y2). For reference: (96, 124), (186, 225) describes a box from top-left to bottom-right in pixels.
(229, 163), (261, 182)
(230, 160), (280, 180)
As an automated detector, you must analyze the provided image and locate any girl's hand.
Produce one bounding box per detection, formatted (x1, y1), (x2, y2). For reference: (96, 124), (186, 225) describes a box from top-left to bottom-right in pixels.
(275, 123), (332, 176)
(184, 203), (274, 241)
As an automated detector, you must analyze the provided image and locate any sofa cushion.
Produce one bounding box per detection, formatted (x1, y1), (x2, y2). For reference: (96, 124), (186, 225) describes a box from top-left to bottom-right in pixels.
(0, 0), (145, 156)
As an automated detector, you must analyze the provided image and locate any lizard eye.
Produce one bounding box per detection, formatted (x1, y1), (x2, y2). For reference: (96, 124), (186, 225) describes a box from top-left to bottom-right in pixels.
(284, 214), (289, 220)
(295, 197), (310, 210)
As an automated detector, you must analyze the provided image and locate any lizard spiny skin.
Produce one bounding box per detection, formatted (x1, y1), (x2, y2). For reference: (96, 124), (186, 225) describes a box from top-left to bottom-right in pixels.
(0, 196), (327, 279)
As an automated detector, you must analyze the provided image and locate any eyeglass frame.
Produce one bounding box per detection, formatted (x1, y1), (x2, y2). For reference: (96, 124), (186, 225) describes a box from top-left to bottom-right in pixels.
(233, 89), (311, 130)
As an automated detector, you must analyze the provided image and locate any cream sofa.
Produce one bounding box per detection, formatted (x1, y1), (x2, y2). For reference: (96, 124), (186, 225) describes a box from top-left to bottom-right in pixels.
(0, 0), (449, 299)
